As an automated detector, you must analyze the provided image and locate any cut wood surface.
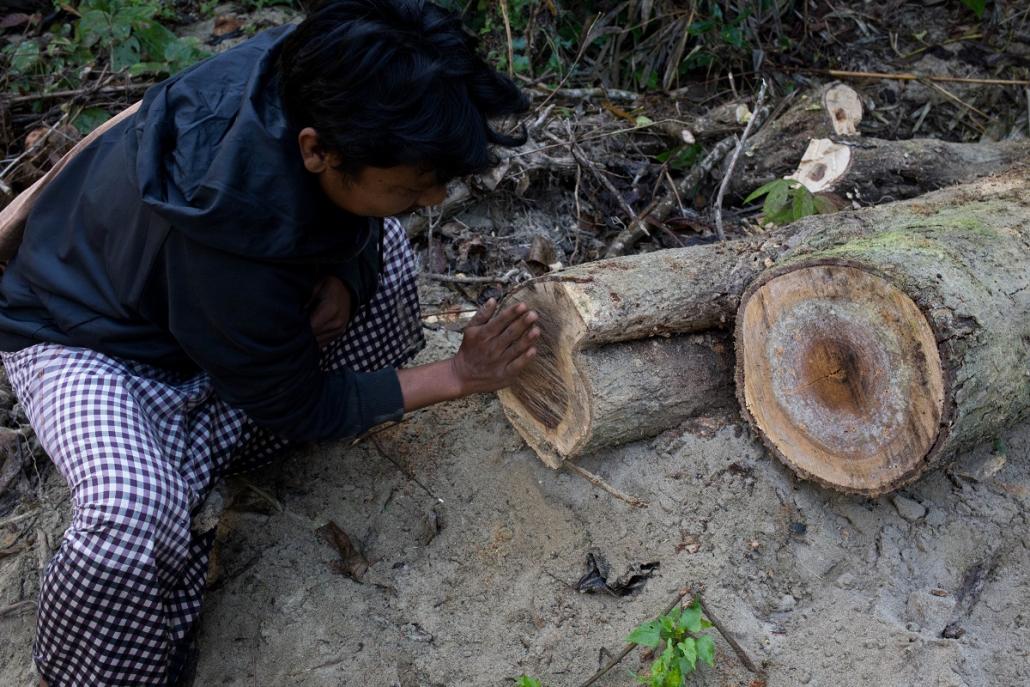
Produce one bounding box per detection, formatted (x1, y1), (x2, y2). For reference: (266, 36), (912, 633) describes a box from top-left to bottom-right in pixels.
(785, 136), (1030, 204)
(502, 169), (1030, 490)
(737, 170), (1030, 494)
(727, 83), (862, 199)
(497, 236), (791, 465)
(725, 80), (1030, 204)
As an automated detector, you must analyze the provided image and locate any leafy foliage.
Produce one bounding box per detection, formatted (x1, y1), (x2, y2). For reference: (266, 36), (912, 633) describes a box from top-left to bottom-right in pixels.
(515, 676), (543, 687)
(1, 0), (206, 99)
(744, 178), (836, 225)
(438, 0), (769, 91)
(626, 598), (717, 687)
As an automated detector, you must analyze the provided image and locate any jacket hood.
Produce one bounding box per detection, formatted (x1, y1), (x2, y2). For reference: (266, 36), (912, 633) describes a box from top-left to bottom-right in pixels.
(131, 25), (370, 262)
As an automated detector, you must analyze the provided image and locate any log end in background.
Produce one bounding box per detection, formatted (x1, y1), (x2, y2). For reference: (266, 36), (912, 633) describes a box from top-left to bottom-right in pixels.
(736, 263), (945, 495)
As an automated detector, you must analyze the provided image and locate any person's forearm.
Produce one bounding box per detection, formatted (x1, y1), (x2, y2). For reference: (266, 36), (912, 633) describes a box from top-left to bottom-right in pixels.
(396, 358), (467, 412)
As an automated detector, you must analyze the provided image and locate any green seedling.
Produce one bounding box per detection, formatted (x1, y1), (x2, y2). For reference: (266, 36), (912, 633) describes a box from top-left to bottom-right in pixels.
(744, 178), (836, 226)
(626, 597), (716, 687)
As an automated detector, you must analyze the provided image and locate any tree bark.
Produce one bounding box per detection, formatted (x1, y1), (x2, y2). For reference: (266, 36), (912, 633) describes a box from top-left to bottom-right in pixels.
(780, 136), (1030, 205)
(736, 169), (1030, 495)
(500, 332), (735, 467)
(501, 168), (1030, 488)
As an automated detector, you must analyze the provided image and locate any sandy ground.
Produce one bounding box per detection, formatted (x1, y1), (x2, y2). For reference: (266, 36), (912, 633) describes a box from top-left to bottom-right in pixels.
(2, 325), (1029, 687)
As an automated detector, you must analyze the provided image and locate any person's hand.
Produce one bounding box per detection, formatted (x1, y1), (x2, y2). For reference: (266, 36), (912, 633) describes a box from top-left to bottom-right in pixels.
(450, 299), (540, 395)
(308, 276), (352, 347)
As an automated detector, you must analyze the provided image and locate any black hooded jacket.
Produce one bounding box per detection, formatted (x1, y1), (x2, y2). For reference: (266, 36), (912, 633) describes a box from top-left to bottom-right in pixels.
(0, 26), (405, 442)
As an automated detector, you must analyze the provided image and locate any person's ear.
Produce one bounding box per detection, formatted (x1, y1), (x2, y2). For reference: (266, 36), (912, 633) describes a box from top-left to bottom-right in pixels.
(298, 127), (343, 173)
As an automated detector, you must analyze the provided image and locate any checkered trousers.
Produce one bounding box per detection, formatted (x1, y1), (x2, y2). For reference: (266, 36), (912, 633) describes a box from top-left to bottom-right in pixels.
(1, 217), (424, 686)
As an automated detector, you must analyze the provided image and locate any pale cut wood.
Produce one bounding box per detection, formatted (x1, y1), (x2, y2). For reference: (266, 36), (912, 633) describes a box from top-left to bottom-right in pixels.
(738, 266), (944, 493)
(0, 101), (141, 262)
(785, 136), (1030, 204)
(736, 169), (1030, 494)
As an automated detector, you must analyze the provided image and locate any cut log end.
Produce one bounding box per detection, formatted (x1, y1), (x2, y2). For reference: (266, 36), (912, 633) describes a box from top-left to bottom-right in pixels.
(498, 282), (589, 463)
(736, 264), (946, 495)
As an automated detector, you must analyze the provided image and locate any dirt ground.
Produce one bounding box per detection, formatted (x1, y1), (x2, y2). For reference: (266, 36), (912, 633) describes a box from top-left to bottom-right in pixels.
(1, 320), (1028, 687)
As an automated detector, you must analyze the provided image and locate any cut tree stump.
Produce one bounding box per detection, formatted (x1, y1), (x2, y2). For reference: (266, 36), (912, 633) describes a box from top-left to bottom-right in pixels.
(736, 170), (1030, 495)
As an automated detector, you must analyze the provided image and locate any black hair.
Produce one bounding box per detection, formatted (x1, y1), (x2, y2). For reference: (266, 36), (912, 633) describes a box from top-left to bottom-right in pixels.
(276, 0), (530, 181)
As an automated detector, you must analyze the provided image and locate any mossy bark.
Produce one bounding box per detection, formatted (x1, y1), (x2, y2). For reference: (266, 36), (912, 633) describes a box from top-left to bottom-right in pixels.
(737, 170), (1030, 493)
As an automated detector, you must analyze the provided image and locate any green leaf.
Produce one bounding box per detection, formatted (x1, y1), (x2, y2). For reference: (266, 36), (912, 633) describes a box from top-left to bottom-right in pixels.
(72, 107), (111, 135)
(627, 620), (662, 648)
(699, 617), (713, 629)
(960, 0), (986, 18)
(127, 60), (169, 76)
(515, 676), (542, 687)
(677, 600), (703, 633)
(678, 637), (698, 671)
(763, 179), (791, 221)
(7, 40), (41, 74)
(78, 9), (111, 49)
(135, 21), (176, 61)
(791, 186), (816, 220)
(743, 178), (785, 204)
(111, 36), (141, 72)
(696, 634), (716, 667)
(110, 11), (134, 41)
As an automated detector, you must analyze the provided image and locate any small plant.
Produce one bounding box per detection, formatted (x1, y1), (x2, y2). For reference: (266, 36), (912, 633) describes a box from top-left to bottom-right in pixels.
(626, 597), (716, 687)
(515, 676), (542, 687)
(2, 0), (206, 101)
(744, 178), (836, 226)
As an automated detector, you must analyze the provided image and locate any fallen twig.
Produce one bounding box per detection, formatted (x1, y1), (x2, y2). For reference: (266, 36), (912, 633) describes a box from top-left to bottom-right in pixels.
(8, 82), (150, 105)
(421, 269), (520, 285)
(0, 508), (40, 529)
(0, 599), (36, 618)
(562, 462), (648, 508)
(714, 79), (768, 241)
(697, 594), (765, 675)
(527, 86), (641, 102)
(812, 68), (1030, 87)
(568, 141), (651, 244)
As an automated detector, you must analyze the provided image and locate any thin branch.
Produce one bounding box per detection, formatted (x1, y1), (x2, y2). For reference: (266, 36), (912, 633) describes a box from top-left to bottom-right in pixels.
(568, 143), (650, 247)
(562, 462), (648, 508)
(698, 595), (765, 676)
(714, 79), (768, 241)
(814, 68), (1030, 87)
(498, 0), (515, 78)
(0, 508), (40, 529)
(421, 270), (520, 285)
(8, 82), (150, 105)
(0, 600), (36, 618)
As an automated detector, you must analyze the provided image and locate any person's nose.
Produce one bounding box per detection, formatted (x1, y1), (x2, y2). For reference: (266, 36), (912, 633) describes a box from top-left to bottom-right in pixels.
(418, 184), (448, 208)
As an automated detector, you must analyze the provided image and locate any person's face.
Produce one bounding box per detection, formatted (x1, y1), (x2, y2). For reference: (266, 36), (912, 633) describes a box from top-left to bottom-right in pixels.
(298, 127), (448, 217)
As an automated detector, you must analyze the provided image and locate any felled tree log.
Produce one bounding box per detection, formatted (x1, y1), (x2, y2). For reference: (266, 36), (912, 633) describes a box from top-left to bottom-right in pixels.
(726, 81), (1030, 204)
(496, 241), (782, 466)
(782, 136), (1030, 205)
(736, 170), (1030, 495)
(501, 169), (1030, 483)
